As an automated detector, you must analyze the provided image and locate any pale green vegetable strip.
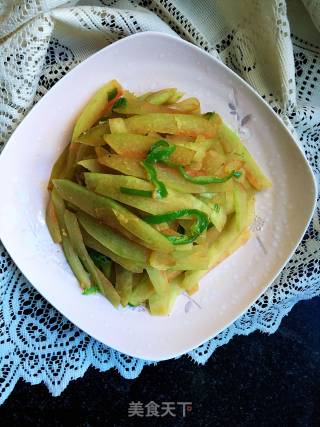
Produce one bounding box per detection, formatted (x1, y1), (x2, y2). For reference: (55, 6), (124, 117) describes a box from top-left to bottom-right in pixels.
(77, 211), (149, 263)
(150, 246), (210, 271)
(53, 179), (174, 253)
(233, 183), (248, 232)
(198, 197), (227, 232)
(48, 144), (69, 189)
(189, 136), (211, 170)
(225, 191), (235, 214)
(64, 209), (100, 285)
(72, 80), (122, 142)
(68, 80), (122, 180)
(64, 209), (120, 307)
(201, 192), (234, 215)
(53, 178), (121, 231)
(167, 275), (184, 313)
(62, 235), (92, 289)
(51, 190), (91, 288)
(78, 159), (107, 172)
(76, 123), (109, 146)
(174, 114), (217, 137)
(146, 88), (177, 105)
(206, 227), (221, 245)
(166, 91), (184, 104)
(75, 144), (95, 163)
(128, 275), (154, 306)
(148, 291), (170, 316)
(183, 215), (245, 290)
(124, 113), (217, 137)
(113, 92), (178, 115)
(138, 91), (153, 101)
(146, 267), (169, 295)
(247, 193), (256, 228)
(104, 133), (155, 155)
(171, 97), (200, 113)
(97, 153), (146, 178)
(51, 188), (68, 236)
(100, 210), (174, 253)
(201, 147), (226, 173)
(167, 136), (220, 151)
(83, 231), (145, 273)
(46, 194), (62, 243)
(109, 118), (127, 133)
(207, 203), (227, 233)
(219, 124), (271, 190)
(115, 265), (133, 306)
(63, 143), (81, 180)
(163, 135), (195, 144)
(95, 267), (121, 307)
(85, 173), (212, 217)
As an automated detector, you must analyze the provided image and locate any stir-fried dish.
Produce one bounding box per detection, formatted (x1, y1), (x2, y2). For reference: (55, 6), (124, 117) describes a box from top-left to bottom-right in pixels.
(46, 80), (271, 315)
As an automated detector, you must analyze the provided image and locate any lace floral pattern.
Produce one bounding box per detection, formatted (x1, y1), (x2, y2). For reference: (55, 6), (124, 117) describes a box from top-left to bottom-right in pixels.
(0, 0), (319, 403)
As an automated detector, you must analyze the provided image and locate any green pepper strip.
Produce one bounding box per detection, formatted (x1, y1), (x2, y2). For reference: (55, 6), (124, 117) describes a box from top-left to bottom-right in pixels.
(142, 161), (168, 198)
(88, 248), (109, 270)
(120, 187), (153, 197)
(203, 111), (215, 120)
(88, 248), (112, 278)
(107, 88), (118, 101)
(145, 140), (175, 162)
(143, 209), (209, 245)
(113, 96), (127, 109)
(82, 286), (99, 295)
(163, 159), (241, 184)
(141, 140), (176, 198)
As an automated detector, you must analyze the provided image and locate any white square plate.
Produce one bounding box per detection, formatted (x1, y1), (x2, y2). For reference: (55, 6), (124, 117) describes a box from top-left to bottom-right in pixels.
(0, 32), (316, 361)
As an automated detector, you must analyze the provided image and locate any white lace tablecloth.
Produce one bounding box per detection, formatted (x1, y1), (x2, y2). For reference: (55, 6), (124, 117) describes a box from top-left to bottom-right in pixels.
(0, 0), (319, 403)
